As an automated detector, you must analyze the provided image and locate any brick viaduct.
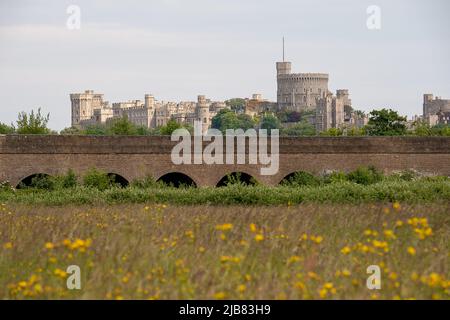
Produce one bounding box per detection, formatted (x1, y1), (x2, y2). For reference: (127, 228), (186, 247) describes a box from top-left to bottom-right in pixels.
(0, 135), (449, 188)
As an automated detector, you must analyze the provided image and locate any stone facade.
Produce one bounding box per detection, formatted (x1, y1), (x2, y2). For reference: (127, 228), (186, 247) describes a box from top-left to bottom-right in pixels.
(276, 61), (358, 131)
(71, 91), (227, 134)
(276, 62), (329, 111)
(71, 59), (366, 134)
(423, 94), (450, 126)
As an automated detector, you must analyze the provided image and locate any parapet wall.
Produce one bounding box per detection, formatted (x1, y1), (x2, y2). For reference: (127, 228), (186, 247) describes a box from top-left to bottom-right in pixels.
(1, 135), (449, 154)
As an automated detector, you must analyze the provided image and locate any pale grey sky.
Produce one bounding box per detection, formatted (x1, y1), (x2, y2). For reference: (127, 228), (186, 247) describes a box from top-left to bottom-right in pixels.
(0, 0), (449, 130)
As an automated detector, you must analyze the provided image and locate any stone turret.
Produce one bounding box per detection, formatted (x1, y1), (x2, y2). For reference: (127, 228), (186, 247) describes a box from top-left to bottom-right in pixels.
(196, 95), (210, 134)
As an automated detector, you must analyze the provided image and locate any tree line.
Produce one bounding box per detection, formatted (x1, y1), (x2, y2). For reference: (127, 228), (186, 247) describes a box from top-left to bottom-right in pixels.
(0, 107), (449, 136)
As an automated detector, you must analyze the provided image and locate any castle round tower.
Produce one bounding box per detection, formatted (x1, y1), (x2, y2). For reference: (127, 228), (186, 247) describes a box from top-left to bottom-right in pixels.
(276, 61), (329, 112)
(196, 95), (210, 134)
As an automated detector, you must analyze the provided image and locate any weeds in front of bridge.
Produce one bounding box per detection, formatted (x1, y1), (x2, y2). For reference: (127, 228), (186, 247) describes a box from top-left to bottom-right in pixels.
(0, 203), (448, 299)
(0, 177), (448, 206)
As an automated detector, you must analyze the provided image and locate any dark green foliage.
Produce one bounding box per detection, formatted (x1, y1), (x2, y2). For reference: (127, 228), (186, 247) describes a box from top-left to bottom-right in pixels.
(260, 113), (281, 131)
(131, 176), (159, 188)
(82, 168), (114, 191)
(60, 126), (83, 135)
(282, 120), (316, 136)
(323, 171), (348, 184)
(347, 166), (383, 185)
(84, 124), (108, 135)
(211, 109), (256, 132)
(1, 178), (448, 206)
(28, 174), (55, 190)
(366, 109), (407, 136)
(107, 115), (138, 135)
(159, 119), (183, 135)
(319, 128), (344, 136)
(225, 98), (246, 112)
(281, 171), (320, 187)
(16, 108), (50, 134)
(58, 169), (78, 188)
(0, 122), (15, 134)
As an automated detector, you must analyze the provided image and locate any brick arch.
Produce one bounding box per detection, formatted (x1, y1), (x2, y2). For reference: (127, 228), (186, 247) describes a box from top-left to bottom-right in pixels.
(156, 171), (198, 188)
(16, 172), (53, 188)
(106, 172), (130, 187)
(13, 169), (57, 188)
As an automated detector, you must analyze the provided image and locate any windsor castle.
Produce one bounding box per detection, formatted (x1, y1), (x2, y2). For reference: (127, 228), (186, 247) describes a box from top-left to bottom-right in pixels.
(71, 58), (449, 133)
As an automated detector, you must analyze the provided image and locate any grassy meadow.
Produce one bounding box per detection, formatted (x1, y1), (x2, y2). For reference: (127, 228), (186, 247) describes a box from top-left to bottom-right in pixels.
(1, 202), (448, 300)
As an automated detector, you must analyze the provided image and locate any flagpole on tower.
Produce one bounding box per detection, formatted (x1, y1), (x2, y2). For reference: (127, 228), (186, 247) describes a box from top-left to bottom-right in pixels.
(282, 37), (285, 62)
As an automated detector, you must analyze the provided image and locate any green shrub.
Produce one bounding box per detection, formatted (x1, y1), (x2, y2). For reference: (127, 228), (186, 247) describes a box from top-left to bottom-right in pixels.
(82, 168), (113, 191)
(0, 181), (14, 192)
(281, 171), (320, 187)
(395, 169), (417, 181)
(347, 166), (383, 185)
(323, 171), (348, 184)
(131, 176), (160, 189)
(27, 174), (55, 190)
(59, 169), (78, 188)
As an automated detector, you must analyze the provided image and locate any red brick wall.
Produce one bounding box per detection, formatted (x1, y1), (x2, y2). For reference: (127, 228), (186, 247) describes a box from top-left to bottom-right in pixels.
(1, 135), (449, 187)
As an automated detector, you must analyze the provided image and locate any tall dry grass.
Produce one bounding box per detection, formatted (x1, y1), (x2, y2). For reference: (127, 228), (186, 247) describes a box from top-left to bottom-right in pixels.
(0, 203), (448, 299)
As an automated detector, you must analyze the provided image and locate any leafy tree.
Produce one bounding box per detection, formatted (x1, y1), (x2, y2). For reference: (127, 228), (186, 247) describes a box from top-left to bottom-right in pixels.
(366, 109), (407, 136)
(136, 126), (150, 136)
(0, 122), (15, 134)
(430, 124), (450, 136)
(319, 128), (343, 136)
(159, 119), (182, 135)
(413, 121), (432, 136)
(211, 109), (256, 132)
(107, 115), (138, 135)
(16, 108), (50, 134)
(281, 120), (316, 136)
(260, 113), (281, 131)
(60, 126), (83, 135)
(225, 98), (246, 112)
(236, 114), (256, 130)
(277, 111), (301, 123)
(83, 124), (108, 135)
(346, 126), (365, 136)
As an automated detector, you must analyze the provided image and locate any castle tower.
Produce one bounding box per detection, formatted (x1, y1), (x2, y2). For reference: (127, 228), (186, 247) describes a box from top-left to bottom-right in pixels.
(145, 94), (156, 128)
(196, 95), (210, 134)
(70, 90), (104, 127)
(276, 37), (292, 77)
(276, 38), (329, 111)
(336, 89), (352, 107)
(423, 94), (434, 116)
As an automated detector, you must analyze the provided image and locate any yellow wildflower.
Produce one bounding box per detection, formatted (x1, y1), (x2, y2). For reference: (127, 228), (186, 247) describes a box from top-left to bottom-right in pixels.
(341, 246), (351, 255)
(3, 242), (13, 249)
(214, 292), (227, 300)
(407, 246), (416, 256)
(215, 223), (233, 231)
(236, 284), (246, 293)
(254, 234), (264, 242)
(44, 242), (55, 250)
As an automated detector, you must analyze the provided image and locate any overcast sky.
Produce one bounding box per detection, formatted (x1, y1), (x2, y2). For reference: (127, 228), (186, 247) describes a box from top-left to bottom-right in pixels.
(0, 0), (449, 130)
